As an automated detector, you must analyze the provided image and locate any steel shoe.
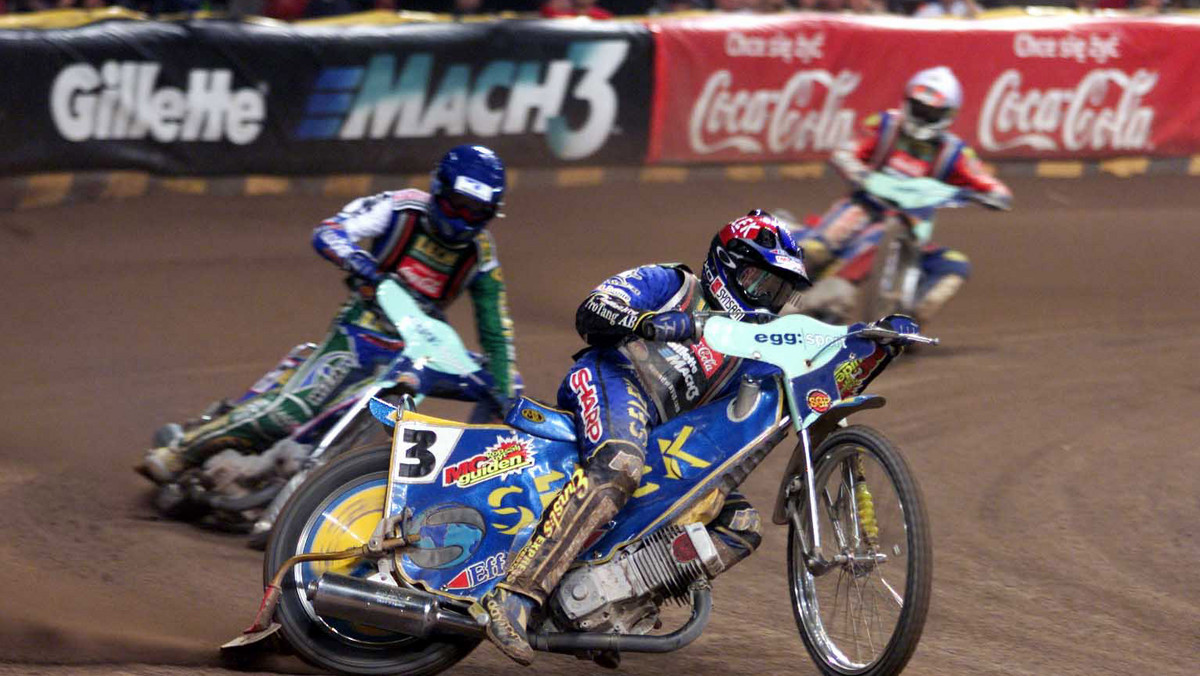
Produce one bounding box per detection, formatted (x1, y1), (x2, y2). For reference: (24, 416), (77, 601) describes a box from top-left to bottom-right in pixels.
(136, 445), (190, 485)
(476, 587), (535, 665)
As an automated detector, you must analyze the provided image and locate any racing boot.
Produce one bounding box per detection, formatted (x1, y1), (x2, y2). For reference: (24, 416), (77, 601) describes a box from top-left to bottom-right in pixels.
(476, 587), (536, 665)
(479, 444), (643, 664)
(913, 273), (965, 325)
(137, 443), (191, 485)
(705, 492), (763, 576)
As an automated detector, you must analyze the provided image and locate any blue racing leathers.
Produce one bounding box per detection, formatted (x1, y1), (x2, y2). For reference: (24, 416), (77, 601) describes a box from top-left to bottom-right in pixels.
(499, 264), (767, 606)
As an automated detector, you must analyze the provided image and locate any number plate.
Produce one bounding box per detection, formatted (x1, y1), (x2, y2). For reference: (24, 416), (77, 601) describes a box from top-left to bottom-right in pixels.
(390, 421), (465, 485)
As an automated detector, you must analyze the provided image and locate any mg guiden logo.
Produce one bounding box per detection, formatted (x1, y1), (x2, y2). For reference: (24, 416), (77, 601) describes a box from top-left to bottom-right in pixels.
(50, 61), (267, 144)
(295, 40), (629, 160)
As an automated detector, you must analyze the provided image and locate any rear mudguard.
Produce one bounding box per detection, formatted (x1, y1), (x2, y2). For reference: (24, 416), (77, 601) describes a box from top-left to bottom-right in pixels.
(770, 394), (886, 525)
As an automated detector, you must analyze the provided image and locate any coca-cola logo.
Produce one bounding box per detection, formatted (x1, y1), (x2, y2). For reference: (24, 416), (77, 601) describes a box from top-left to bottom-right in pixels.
(398, 257), (449, 297)
(978, 68), (1157, 153)
(689, 69), (859, 156)
(689, 339), (723, 378)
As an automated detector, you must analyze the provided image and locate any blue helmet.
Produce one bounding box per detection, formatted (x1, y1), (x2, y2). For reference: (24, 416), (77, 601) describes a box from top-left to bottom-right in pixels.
(428, 145), (506, 244)
(701, 210), (811, 317)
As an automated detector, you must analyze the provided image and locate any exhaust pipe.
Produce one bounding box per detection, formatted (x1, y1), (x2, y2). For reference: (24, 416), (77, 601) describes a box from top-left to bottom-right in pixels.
(307, 574), (485, 639)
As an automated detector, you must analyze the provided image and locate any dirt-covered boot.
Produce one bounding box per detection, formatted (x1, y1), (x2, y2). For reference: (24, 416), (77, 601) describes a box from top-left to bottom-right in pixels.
(136, 444), (191, 484)
(914, 274), (965, 325)
(477, 587), (536, 665)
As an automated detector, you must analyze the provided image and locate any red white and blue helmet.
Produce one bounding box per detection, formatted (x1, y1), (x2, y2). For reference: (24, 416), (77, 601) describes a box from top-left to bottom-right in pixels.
(902, 66), (963, 142)
(702, 210), (811, 317)
(428, 145), (506, 244)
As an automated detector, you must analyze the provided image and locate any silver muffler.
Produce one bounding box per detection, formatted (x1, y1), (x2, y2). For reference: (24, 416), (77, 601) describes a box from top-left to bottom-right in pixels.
(307, 574), (485, 639)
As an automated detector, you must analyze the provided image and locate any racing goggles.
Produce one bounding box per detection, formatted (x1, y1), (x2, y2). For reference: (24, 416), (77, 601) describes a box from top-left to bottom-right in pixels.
(436, 191), (496, 224)
(906, 88), (953, 126)
(736, 266), (802, 313)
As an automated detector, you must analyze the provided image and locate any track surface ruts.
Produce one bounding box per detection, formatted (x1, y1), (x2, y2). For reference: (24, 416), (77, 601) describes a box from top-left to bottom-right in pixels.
(0, 175), (1196, 676)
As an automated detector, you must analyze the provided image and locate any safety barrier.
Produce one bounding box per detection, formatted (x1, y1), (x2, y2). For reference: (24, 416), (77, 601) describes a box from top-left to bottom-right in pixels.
(1, 10), (1198, 183)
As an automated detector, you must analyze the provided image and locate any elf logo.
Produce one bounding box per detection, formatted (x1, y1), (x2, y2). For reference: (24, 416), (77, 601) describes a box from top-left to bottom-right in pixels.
(50, 61), (266, 144)
(295, 40), (628, 160)
(444, 551), (506, 591)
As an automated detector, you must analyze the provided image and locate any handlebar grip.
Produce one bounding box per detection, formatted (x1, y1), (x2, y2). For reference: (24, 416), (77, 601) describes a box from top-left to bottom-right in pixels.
(859, 328), (939, 346)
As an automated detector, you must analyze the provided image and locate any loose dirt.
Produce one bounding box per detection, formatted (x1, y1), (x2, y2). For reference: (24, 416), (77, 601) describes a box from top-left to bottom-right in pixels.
(0, 175), (1196, 676)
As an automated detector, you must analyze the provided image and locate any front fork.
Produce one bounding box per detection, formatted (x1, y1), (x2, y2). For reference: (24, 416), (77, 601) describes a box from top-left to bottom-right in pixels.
(787, 424), (881, 577)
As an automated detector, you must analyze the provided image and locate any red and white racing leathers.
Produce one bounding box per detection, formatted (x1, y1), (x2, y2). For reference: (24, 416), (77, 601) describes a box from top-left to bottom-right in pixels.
(798, 108), (1012, 320)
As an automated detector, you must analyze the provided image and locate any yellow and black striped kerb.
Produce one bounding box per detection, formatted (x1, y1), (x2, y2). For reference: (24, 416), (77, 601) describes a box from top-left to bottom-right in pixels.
(0, 156), (1191, 211)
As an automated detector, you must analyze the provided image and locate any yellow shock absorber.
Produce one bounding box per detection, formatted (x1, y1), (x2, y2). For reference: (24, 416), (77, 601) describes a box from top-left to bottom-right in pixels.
(853, 455), (879, 543)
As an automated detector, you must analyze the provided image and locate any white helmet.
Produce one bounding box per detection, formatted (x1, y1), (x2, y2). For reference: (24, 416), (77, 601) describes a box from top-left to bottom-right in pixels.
(901, 66), (963, 141)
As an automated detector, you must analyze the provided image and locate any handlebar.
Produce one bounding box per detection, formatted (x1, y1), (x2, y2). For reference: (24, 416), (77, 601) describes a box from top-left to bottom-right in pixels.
(857, 327), (940, 346)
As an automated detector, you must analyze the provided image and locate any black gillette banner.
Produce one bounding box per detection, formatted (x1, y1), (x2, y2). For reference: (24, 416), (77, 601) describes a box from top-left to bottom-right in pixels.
(0, 18), (654, 175)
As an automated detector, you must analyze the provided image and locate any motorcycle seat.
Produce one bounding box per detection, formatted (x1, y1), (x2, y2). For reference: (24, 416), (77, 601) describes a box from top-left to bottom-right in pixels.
(504, 397), (577, 442)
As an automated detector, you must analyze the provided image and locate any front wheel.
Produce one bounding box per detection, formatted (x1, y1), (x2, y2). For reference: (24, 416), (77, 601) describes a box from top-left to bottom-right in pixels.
(858, 224), (920, 323)
(266, 444), (478, 676)
(787, 425), (932, 676)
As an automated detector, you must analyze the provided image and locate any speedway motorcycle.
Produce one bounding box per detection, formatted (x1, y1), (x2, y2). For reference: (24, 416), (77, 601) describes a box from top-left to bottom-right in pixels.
(794, 172), (979, 323)
(149, 277), (502, 544)
(225, 277), (938, 676)
(856, 172), (978, 323)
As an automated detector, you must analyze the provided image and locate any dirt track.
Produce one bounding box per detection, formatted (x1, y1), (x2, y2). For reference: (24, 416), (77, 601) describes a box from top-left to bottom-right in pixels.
(0, 175), (1197, 676)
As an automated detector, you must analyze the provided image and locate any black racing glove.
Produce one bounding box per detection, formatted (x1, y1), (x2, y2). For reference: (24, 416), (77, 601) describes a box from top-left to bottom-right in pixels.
(344, 251), (382, 284)
(635, 311), (697, 342)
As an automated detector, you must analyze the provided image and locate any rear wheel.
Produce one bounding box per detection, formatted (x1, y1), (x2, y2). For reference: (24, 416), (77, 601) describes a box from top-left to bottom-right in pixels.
(266, 444), (478, 676)
(787, 426), (932, 676)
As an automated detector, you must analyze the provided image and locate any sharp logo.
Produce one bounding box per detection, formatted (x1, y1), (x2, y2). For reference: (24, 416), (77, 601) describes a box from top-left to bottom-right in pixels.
(295, 40), (629, 160)
(51, 61), (267, 144)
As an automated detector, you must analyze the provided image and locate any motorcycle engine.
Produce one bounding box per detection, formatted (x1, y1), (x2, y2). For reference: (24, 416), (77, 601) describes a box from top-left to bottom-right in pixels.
(548, 523), (721, 634)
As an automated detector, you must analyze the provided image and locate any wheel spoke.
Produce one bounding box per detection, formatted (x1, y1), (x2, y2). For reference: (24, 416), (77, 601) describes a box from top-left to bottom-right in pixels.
(876, 572), (905, 608)
(789, 435), (929, 674)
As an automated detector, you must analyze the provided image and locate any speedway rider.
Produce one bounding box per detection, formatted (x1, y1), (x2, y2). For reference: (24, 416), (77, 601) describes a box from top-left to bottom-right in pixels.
(797, 66), (1012, 322)
(478, 210), (809, 665)
(139, 145), (518, 488)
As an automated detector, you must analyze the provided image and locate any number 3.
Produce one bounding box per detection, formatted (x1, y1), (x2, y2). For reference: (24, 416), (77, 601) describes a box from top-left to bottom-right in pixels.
(396, 428), (437, 478)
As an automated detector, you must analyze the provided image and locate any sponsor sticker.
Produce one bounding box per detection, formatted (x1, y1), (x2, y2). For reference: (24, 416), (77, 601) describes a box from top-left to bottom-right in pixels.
(398, 257), (450, 297)
(293, 350), (359, 403)
(806, 388), (832, 413)
(442, 434), (536, 489)
(453, 175), (495, 202)
(520, 408), (546, 423)
(444, 552), (506, 591)
(661, 343), (701, 401)
(507, 468), (589, 578)
(754, 332), (838, 348)
(569, 368), (603, 444)
(708, 277), (745, 320)
(689, 339), (724, 378)
(833, 349), (886, 399)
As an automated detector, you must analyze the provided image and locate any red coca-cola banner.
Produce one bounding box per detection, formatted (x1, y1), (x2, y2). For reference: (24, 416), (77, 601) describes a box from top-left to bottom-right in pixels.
(647, 14), (1200, 162)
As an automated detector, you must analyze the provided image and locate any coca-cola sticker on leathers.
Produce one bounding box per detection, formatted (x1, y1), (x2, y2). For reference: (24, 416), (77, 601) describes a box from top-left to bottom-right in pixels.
(649, 15), (1200, 162)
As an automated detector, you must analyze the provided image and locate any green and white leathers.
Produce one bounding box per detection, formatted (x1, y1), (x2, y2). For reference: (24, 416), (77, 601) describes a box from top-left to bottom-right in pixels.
(167, 189), (517, 468)
(313, 188), (516, 399)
